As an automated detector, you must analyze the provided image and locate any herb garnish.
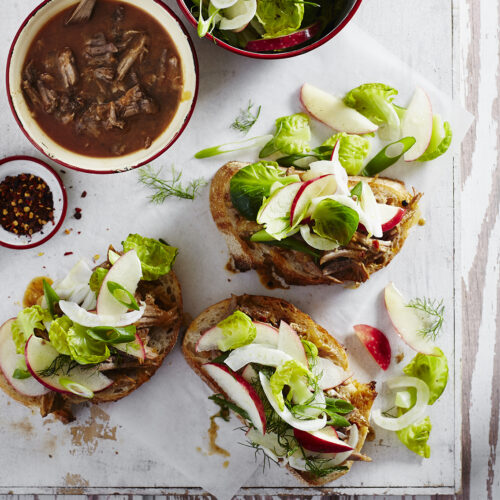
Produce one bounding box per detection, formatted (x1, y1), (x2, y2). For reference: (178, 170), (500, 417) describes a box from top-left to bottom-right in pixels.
(37, 354), (82, 377)
(231, 100), (261, 134)
(138, 165), (206, 202)
(406, 297), (445, 341)
(208, 393), (250, 422)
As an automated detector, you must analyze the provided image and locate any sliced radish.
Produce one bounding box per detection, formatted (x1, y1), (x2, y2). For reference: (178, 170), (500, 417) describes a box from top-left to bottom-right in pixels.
(225, 344), (292, 371)
(294, 426), (353, 453)
(290, 175), (337, 226)
(300, 83), (378, 134)
(371, 375), (430, 431)
(97, 250), (142, 317)
(379, 204), (406, 232)
(0, 319), (49, 397)
(203, 362), (266, 433)
(59, 300), (146, 328)
(402, 87), (433, 162)
(218, 0), (256, 31)
(25, 335), (112, 397)
(315, 357), (350, 390)
(246, 23), (321, 52)
(278, 321), (308, 368)
(256, 182), (302, 229)
(259, 371), (326, 431)
(241, 363), (258, 383)
(354, 324), (391, 371)
(384, 283), (437, 355)
(114, 333), (146, 362)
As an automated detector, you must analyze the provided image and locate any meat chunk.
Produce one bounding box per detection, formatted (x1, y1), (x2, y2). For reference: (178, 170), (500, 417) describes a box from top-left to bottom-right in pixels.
(116, 34), (148, 81)
(58, 48), (79, 88)
(65, 0), (97, 25)
(116, 84), (158, 118)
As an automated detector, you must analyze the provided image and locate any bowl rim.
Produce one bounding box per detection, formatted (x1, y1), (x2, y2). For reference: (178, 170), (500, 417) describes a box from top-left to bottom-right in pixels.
(6, 0), (200, 175)
(176, 0), (363, 59)
(0, 155), (68, 250)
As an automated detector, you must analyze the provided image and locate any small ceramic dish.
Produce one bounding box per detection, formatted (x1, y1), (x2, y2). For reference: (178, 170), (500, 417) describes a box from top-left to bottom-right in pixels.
(0, 156), (67, 250)
(7, 0), (199, 174)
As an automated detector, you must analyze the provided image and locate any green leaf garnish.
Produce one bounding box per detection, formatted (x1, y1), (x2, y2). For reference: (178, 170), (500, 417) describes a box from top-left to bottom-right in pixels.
(107, 281), (140, 311)
(12, 368), (31, 380)
(89, 268), (108, 294)
(350, 181), (363, 199)
(138, 165), (206, 202)
(311, 199), (359, 246)
(231, 100), (261, 134)
(209, 393), (251, 421)
(43, 280), (59, 317)
(86, 325), (137, 345)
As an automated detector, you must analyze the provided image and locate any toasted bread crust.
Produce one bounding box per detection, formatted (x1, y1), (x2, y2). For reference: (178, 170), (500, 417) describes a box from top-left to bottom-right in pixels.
(210, 161), (422, 286)
(182, 294), (377, 486)
(0, 271), (182, 422)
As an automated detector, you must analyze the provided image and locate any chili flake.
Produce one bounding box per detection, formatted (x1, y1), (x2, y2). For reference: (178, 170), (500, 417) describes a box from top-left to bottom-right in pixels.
(0, 174), (54, 236)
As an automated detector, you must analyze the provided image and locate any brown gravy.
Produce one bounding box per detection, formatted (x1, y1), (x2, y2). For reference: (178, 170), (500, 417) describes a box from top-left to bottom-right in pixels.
(22, 0), (183, 157)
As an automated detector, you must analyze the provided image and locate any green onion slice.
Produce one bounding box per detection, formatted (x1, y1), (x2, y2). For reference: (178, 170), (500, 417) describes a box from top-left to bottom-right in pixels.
(195, 135), (273, 159)
(59, 377), (94, 399)
(43, 279), (60, 317)
(362, 137), (416, 176)
(86, 325), (137, 344)
(107, 281), (140, 311)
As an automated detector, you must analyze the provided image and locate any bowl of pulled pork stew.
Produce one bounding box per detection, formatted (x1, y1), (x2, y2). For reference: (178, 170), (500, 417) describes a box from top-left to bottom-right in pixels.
(7, 0), (198, 173)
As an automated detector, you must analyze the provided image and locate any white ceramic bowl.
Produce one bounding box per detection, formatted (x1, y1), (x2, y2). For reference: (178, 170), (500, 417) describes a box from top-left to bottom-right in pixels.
(7, 0), (199, 174)
(0, 156), (67, 249)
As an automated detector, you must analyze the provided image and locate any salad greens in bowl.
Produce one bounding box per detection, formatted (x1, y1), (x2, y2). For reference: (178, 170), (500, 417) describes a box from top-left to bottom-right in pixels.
(177, 0), (363, 58)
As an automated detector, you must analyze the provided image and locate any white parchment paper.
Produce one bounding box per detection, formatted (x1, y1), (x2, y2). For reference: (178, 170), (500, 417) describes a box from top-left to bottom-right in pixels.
(0, 4), (472, 498)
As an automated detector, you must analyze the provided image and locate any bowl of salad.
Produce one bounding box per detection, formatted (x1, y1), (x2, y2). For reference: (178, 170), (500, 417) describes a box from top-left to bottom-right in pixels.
(177, 0), (363, 59)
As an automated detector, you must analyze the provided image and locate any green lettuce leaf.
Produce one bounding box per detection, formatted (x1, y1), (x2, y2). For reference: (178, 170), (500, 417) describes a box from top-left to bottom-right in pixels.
(256, 0), (304, 38)
(312, 199), (359, 246)
(122, 234), (178, 281)
(344, 83), (398, 126)
(11, 305), (51, 354)
(396, 416), (432, 458)
(229, 161), (299, 220)
(216, 311), (256, 351)
(403, 348), (448, 405)
(418, 118), (453, 162)
(89, 268), (108, 294)
(48, 316), (73, 356)
(66, 324), (110, 365)
(270, 359), (312, 411)
(261, 113), (311, 157)
(323, 133), (371, 175)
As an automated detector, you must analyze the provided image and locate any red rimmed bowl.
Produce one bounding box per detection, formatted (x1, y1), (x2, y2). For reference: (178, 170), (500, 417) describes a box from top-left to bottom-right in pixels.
(7, 0), (199, 174)
(177, 0), (362, 59)
(0, 156), (67, 250)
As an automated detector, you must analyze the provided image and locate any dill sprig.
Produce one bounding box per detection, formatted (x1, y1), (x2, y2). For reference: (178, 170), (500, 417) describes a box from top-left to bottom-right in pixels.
(406, 297), (445, 341)
(138, 165), (206, 202)
(37, 354), (83, 377)
(231, 100), (261, 134)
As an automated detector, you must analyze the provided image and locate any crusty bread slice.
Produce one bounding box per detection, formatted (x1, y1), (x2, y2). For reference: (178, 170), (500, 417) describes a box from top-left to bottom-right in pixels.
(0, 271), (182, 423)
(210, 161), (422, 286)
(182, 294), (377, 486)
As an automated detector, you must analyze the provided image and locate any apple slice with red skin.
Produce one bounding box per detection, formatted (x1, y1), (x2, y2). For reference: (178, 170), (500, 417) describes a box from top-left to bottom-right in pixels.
(0, 318), (49, 397)
(203, 362), (266, 434)
(114, 333), (146, 362)
(294, 426), (354, 453)
(290, 175), (337, 226)
(278, 321), (308, 367)
(246, 22), (322, 52)
(353, 324), (391, 371)
(379, 204), (406, 232)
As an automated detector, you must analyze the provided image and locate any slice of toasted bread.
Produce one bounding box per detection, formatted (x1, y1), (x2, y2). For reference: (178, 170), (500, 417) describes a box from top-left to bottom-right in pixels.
(0, 271), (182, 423)
(210, 161), (422, 286)
(182, 294), (377, 486)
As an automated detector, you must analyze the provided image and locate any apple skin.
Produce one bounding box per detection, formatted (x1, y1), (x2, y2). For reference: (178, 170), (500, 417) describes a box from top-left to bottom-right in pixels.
(294, 426), (354, 453)
(203, 362), (267, 434)
(278, 321), (308, 368)
(353, 324), (391, 371)
(115, 333), (146, 362)
(380, 206), (406, 232)
(246, 22), (321, 52)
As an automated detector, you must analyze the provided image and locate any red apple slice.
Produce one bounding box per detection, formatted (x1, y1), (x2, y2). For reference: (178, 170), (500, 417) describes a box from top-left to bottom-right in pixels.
(402, 87), (433, 161)
(294, 426), (354, 453)
(278, 321), (308, 367)
(225, 344), (292, 371)
(0, 318), (49, 397)
(384, 283), (438, 355)
(254, 322), (279, 346)
(300, 83), (378, 134)
(246, 22), (321, 52)
(25, 335), (113, 397)
(290, 175), (337, 225)
(114, 333), (146, 362)
(315, 357), (352, 390)
(379, 204), (406, 232)
(203, 362), (266, 434)
(353, 324), (391, 371)
(241, 363), (258, 383)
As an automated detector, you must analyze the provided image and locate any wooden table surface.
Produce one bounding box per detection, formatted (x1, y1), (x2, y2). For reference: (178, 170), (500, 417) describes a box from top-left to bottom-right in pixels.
(1, 0), (498, 498)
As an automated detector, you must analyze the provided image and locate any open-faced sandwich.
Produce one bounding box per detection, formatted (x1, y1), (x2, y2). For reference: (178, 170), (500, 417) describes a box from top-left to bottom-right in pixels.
(0, 234), (182, 422)
(183, 294), (377, 485)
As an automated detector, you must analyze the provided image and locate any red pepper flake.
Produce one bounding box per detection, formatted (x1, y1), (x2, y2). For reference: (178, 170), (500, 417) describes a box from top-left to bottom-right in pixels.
(372, 240), (380, 250)
(0, 174), (54, 236)
(64, 251), (73, 256)
(81, 191), (87, 198)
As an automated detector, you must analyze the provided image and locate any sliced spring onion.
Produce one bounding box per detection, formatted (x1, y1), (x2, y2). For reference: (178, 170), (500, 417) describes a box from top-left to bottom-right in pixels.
(107, 281), (140, 311)
(43, 279), (60, 317)
(12, 368), (31, 380)
(362, 137), (416, 176)
(86, 325), (137, 345)
(195, 134), (273, 159)
(371, 376), (430, 431)
(59, 377), (94, 399)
